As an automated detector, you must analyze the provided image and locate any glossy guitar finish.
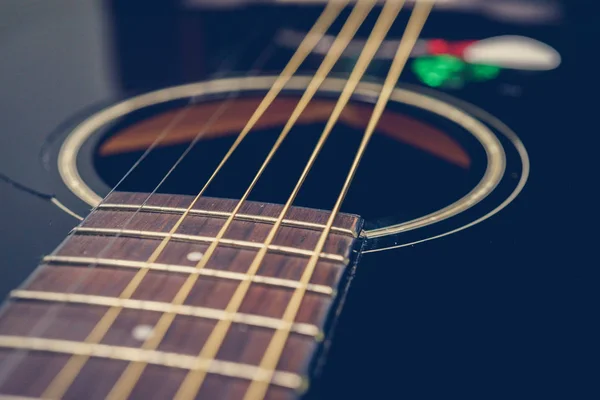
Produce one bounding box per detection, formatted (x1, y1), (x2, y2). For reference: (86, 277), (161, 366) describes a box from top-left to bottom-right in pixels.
(0, 1), (587, 399)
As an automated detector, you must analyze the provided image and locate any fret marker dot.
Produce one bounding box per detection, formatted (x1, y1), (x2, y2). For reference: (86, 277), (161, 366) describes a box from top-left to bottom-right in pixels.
(132, 325), (154, 341)
(187, 252), (203, 262)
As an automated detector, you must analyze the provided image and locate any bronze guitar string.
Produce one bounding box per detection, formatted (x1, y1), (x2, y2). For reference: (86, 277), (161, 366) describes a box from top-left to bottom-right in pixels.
(104, 1), (431, 398)
(38, 3), (348, 399)
(66, 1), (430, 398)
(0, 21), (278, 391)
(105, 1), (374, 398)
(172, 1), (408, 398)
(244, 1), (434, 398)
(2, 1), (434, 398)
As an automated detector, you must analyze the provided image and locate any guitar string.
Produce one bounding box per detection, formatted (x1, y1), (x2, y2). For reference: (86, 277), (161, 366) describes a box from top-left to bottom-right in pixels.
(242, 1), (435, 399)
(1, 2), (432, 396)
(104, 1), (375, 398)
(0, 23), (276, 391)
(39, 3), (348, 399)
(171, 1), (407, 399)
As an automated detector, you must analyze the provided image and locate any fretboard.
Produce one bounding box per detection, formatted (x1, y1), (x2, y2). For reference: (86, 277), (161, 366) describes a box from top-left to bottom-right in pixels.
(0, 192), (363, 400)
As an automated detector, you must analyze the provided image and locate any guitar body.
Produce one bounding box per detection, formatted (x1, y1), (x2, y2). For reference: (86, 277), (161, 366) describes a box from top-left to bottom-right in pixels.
(0, 1), (585, 399)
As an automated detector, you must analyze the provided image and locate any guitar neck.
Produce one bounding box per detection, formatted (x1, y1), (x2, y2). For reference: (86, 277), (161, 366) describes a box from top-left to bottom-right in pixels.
(0, 192), (363, 399)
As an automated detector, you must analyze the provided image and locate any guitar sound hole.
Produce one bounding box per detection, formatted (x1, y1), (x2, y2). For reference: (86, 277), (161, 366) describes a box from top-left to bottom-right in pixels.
(93, 94), (487, 225)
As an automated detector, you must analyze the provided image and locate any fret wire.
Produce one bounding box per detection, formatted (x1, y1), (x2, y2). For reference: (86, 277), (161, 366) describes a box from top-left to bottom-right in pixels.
(72, 227), (347, 262)
(97, 203), (357, 237)
(111, 1), (369, 398)
(172, 1), (388, 398)
(40, 4), (350, 400)
(244, 2), (435, 399)
(0, 396), (41, 400)
(42, 256), (334, 295)
(9, 290), (320, 337)
(0, 336), (303, 390)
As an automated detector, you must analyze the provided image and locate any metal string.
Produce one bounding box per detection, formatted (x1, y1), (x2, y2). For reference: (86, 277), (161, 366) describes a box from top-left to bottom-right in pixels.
(171, 0), (407, 398)
(0, 30), (275, 391)
(1, 1), (435, 399)
(242, 1), (435, 398)
(38, 3), (348, 399)
(105, 1), (373, 398)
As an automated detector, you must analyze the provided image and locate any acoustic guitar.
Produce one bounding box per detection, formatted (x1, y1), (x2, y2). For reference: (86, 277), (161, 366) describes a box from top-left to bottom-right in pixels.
(0, 0), (579, 399)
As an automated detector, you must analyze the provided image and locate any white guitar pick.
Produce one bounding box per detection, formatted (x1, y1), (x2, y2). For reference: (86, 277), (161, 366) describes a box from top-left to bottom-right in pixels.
(463, 35), (561, 71)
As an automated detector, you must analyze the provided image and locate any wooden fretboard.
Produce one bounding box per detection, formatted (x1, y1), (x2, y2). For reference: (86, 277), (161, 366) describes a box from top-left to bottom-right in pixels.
(0, 192), (363, 399)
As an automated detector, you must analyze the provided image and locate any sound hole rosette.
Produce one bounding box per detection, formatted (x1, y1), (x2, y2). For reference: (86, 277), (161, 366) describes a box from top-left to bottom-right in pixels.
(57, 75), (527, 252)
